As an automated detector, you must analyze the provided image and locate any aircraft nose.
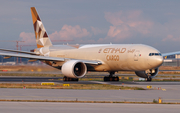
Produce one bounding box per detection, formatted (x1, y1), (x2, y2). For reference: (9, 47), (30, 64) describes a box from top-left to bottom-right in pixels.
(148, 56), (163, 68)
(156, 56), (163, 66)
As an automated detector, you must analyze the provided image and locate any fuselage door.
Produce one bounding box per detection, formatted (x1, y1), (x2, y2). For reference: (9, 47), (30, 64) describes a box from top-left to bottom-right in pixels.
(134, 51), (140, 61)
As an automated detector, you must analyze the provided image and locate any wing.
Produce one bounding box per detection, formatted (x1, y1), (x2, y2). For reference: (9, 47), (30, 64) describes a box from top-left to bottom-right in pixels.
(0, 52), (102, 65)
(162, 51), (180, 57)
(78, 59), (102, 65)
(0, 52), (64, 61)
(0, 48), (38, 55)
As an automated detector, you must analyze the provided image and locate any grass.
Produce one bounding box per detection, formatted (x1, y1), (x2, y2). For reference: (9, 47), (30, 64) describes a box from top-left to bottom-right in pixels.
(154, 79), (180, 82)
(159, 66), (180, 70)
(0, 83), (145, 90)
(0, 65), (58, 72)
(153, 99), (158, 103)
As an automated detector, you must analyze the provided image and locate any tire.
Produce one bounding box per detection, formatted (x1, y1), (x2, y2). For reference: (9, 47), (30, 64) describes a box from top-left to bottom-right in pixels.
(147, 77), (152, 81)
(63, 77), (79, 82)
(104, 76), (109, 81)
(104, 76), (119, 81)
(114, 77), (119, 81)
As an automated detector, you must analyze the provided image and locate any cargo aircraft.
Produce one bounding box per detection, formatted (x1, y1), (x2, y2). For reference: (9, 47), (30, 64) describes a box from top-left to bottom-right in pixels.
(0, 7), (178, 81)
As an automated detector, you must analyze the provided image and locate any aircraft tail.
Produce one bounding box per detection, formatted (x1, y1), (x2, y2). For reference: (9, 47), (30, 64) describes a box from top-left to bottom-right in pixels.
(30, 7), (52, 48)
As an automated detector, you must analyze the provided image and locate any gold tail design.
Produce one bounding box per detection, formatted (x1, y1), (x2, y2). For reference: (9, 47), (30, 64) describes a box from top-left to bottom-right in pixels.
(31, 7), (52, 48)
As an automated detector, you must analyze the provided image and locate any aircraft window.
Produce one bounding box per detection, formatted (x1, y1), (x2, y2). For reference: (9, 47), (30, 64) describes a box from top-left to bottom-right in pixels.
(149, 53), (162, 56)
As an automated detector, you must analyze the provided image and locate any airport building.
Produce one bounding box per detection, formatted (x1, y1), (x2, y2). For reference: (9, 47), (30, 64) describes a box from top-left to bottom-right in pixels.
(163, 54), (180, 67)
(0, 56), (42, 65)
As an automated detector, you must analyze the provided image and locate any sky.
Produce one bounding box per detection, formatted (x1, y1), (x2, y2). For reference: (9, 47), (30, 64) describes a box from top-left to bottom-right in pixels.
(1, 0), (180, 53)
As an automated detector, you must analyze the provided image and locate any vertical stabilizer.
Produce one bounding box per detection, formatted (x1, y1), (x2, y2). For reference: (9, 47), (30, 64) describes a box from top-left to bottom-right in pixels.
(31, 7), (52, 48)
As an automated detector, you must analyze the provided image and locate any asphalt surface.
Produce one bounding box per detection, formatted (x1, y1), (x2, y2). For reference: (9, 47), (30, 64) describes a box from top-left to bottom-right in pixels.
(0, 102), (180, 113)
(1, 76), (180, 85)
(0, 74), (180, 112)
(0, 76), (62, 82)
(1, 75), (180, 83)
(1, 75), (180, 103)
(0, 86), (180, 103)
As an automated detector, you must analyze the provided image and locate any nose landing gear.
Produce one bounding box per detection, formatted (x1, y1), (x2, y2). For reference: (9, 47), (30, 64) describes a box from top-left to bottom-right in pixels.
(104, 71), (119, 81)
(147, 76), (152, 81)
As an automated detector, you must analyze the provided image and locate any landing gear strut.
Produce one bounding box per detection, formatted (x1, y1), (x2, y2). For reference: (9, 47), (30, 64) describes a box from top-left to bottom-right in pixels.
(104, 71), (119, 81)
(63, 76), (79, 81)
(147, 76), (152, 81)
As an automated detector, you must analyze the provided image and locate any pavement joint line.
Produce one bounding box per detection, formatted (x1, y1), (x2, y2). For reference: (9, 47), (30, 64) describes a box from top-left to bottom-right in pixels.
(0, 99), (180, 104)
(89, 81), (111, 84)
(1, 96), (180, 101)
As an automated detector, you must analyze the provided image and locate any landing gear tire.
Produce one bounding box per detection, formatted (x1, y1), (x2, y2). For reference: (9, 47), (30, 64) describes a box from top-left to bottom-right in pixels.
(104, 76), (119, 82)
(147, 77), (152, 82)
(63, 76), (79, 82)
(104, 71), (119, 82)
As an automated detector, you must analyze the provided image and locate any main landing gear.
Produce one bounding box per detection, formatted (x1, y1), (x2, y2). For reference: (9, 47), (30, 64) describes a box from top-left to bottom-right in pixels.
(104, 71), (119, 82)
(63, 76), (79, 81)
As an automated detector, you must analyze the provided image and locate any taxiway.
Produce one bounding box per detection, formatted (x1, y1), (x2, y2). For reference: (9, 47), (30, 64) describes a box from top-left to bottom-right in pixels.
(0, 75), (180, 112)
(0, 102), (179, 113)
(0, 86), (180, 103)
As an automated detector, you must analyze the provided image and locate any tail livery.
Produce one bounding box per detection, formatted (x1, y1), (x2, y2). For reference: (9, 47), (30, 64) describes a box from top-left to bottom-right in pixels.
(30, 7), (52, 48)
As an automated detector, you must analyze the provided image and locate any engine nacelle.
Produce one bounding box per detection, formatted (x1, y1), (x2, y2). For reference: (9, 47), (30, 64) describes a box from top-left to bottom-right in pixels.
(135, 68), (159, 78)
(61, 60), (87, 78)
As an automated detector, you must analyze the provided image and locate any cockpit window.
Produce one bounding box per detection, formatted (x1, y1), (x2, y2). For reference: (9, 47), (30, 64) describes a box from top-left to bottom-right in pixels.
(149, 53), (162, 56)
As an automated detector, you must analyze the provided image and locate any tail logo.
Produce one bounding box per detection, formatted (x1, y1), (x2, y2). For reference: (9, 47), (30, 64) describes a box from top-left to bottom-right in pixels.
(31, 7), (52, 48)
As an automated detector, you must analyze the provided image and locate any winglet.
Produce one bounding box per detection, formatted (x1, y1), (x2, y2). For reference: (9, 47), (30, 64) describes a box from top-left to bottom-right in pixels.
(30, 7), (52, 48)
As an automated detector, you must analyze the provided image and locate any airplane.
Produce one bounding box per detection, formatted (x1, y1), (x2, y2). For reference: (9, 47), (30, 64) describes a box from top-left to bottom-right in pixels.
(0, 7), (177, 82)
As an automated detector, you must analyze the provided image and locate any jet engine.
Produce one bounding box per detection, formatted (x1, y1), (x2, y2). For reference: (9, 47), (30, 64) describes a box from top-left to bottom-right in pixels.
(135, 68), (159, 79)
(61, 60), (87, 78)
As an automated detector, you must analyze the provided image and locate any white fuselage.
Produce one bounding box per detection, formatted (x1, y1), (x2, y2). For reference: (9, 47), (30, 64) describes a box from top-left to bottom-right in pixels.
(38, 44), (163, 72)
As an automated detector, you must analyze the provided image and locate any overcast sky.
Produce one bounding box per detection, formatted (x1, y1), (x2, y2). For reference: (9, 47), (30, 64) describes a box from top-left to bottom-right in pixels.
(1, 0), (180, 53)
